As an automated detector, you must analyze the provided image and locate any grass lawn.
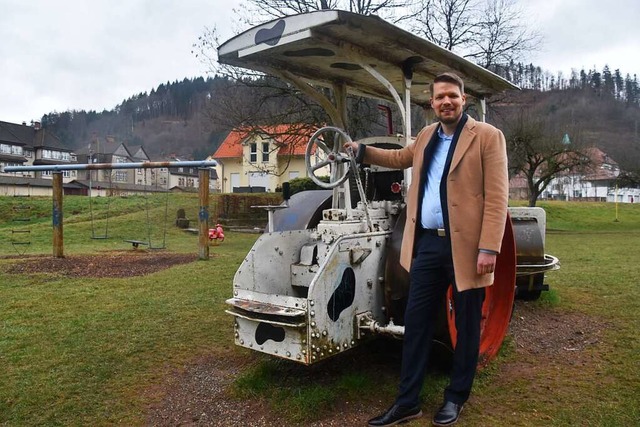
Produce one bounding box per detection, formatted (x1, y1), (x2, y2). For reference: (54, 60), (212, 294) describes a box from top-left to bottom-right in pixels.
(1, 197), (639, 426)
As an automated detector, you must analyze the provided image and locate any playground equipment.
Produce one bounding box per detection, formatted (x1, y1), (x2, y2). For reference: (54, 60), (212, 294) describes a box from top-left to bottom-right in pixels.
(219, 10), (559, 366)
(9, 181), (32, 255)
(208, 224), (225, 243)
(89, 170), (112, 240)
(5, 160), (217, 259)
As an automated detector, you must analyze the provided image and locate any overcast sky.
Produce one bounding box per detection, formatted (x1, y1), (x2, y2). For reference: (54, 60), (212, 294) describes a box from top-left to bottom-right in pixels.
(1, 0), (639, 125)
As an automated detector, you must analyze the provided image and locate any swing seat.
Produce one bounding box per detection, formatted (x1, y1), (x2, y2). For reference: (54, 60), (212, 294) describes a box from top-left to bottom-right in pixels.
(124, 239), (148, 249)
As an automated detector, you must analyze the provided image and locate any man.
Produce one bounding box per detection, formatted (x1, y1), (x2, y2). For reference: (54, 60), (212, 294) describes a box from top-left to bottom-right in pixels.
(345, 72), (509, 426)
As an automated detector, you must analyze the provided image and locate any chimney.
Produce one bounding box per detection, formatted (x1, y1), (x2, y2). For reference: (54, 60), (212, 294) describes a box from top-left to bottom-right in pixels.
(33, 121), (41, 130)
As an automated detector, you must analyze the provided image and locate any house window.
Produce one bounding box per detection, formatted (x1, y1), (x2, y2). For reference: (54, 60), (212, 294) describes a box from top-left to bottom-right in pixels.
(63, 170), (71, 178)
(1, 144), (11, 154)
(24, 150), (33, 158)
(11, 145), (23, 155)
(262, 142), (269, 162)
(115, 171), (127, 182)
(42, 170), (52, 177)
(250, 143), (257, 162)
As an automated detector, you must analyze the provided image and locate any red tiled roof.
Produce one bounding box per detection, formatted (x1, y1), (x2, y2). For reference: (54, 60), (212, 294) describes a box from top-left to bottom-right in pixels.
(212, 124), (318, 159)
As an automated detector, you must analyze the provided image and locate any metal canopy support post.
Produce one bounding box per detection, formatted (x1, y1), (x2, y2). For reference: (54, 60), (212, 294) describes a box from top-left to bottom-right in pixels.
(479, 97), (487, 122)
(52, 172), (64, 258)
(331, 82), (352, 212)
(198, 168), (210, 260)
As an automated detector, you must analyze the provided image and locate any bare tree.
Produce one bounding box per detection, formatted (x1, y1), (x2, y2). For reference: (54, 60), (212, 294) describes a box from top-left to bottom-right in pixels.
(466, 0), (541, 67)
(234, 0), (405, 27)
(408, 0), (540, 68)
(408, 0), (480, 51)
(501, 106), (592, 207)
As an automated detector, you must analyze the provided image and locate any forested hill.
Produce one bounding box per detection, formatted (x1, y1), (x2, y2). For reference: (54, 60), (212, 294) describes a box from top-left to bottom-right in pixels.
(39, 64), (640, 172)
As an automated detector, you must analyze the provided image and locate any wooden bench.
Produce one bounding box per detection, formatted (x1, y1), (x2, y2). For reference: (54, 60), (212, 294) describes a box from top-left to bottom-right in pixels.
(123, 239), (148, 249)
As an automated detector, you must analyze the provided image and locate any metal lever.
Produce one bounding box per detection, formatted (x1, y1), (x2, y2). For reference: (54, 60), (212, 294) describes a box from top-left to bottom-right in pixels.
(345, 146), (373, 232)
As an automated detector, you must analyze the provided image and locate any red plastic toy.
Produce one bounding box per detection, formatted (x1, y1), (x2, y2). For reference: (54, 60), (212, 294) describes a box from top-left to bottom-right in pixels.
(208, 224), (225, 243)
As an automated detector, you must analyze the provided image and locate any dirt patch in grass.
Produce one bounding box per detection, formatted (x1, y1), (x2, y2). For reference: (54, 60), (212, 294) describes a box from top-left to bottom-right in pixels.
(4, 251), (198, 278)
(143, 301), (609, 426)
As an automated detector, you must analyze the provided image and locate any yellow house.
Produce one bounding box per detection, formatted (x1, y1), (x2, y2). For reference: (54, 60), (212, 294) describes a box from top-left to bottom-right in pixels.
(212, 124), (329, 193)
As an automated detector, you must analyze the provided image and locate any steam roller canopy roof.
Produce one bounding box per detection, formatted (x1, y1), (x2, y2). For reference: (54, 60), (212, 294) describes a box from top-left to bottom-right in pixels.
(218, 10), (519, 106)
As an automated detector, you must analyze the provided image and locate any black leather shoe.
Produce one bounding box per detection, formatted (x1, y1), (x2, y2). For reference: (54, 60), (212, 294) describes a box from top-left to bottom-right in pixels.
(432, 401), (463, 426)
(368, 404), (422, 426)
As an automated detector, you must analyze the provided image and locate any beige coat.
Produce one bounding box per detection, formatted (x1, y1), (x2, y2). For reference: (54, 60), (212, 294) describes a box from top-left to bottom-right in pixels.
(362, 116), (509, 291)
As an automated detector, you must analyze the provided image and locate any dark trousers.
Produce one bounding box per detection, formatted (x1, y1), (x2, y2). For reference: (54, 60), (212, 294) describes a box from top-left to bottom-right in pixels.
(395, 231), (485, 408)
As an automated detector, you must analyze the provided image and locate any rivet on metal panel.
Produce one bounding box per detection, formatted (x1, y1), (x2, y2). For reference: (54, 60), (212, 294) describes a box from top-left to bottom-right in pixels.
(312, 355), (316, 360)
(302, 350), (307, 354)
(367, 279), (373, 289)
(234, 291), (238, 296)
(279, 251), (283, 255)
(376, 240), (381, 247)
(322, 330), (327, 336)
(249, 343), (253, 347)
(311, 321), (316, 327)
(329, 349), (332, 353)
(310, 300), (315, 306)
(274, 247), (279, 252)
(310, 310), (315, 317)
(260, 346), (264, 350)
(311, 333), (316, 338)
(274, 350), (278, 354)
(286, 351), (291, 357)
(378, 276), (384, 282)
(351, 340), (355, 345)
(320, 353), (324, 357)
(343, 343), (348, 349)
(311, 344), (316, 349)
(336, 345), (340, 351)
(302, 302), (307, 308)
(235, 332), (239, 338)
(297, 354), (301, 360)
(240, 339), (244, 345)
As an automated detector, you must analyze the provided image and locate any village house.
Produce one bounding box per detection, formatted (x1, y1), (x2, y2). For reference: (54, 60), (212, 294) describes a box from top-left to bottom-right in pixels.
(0, 120), (80, 196)
(509, 147), (639, 203)
(212, 124), (328, 193)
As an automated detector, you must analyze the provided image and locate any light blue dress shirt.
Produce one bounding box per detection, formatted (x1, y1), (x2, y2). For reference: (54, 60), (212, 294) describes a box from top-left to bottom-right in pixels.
(421, 126), (452, 229)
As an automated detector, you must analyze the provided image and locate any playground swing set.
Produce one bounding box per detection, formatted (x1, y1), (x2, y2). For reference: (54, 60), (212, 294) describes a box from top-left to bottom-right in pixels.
(5, 160), (218, 259)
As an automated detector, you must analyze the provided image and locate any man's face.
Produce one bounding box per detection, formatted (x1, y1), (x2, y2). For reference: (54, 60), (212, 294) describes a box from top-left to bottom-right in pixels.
(430, 81), (466, 125)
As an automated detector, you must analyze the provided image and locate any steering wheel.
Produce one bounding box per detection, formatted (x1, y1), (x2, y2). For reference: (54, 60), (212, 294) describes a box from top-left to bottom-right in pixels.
(305, 126), (353, 189)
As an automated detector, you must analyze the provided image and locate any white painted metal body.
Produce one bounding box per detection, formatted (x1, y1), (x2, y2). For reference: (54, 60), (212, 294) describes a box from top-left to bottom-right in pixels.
(227, 202), (399, 364)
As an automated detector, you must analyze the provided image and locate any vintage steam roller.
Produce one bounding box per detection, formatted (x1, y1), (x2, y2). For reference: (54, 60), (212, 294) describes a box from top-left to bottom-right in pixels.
(219, 10), (559, 366)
